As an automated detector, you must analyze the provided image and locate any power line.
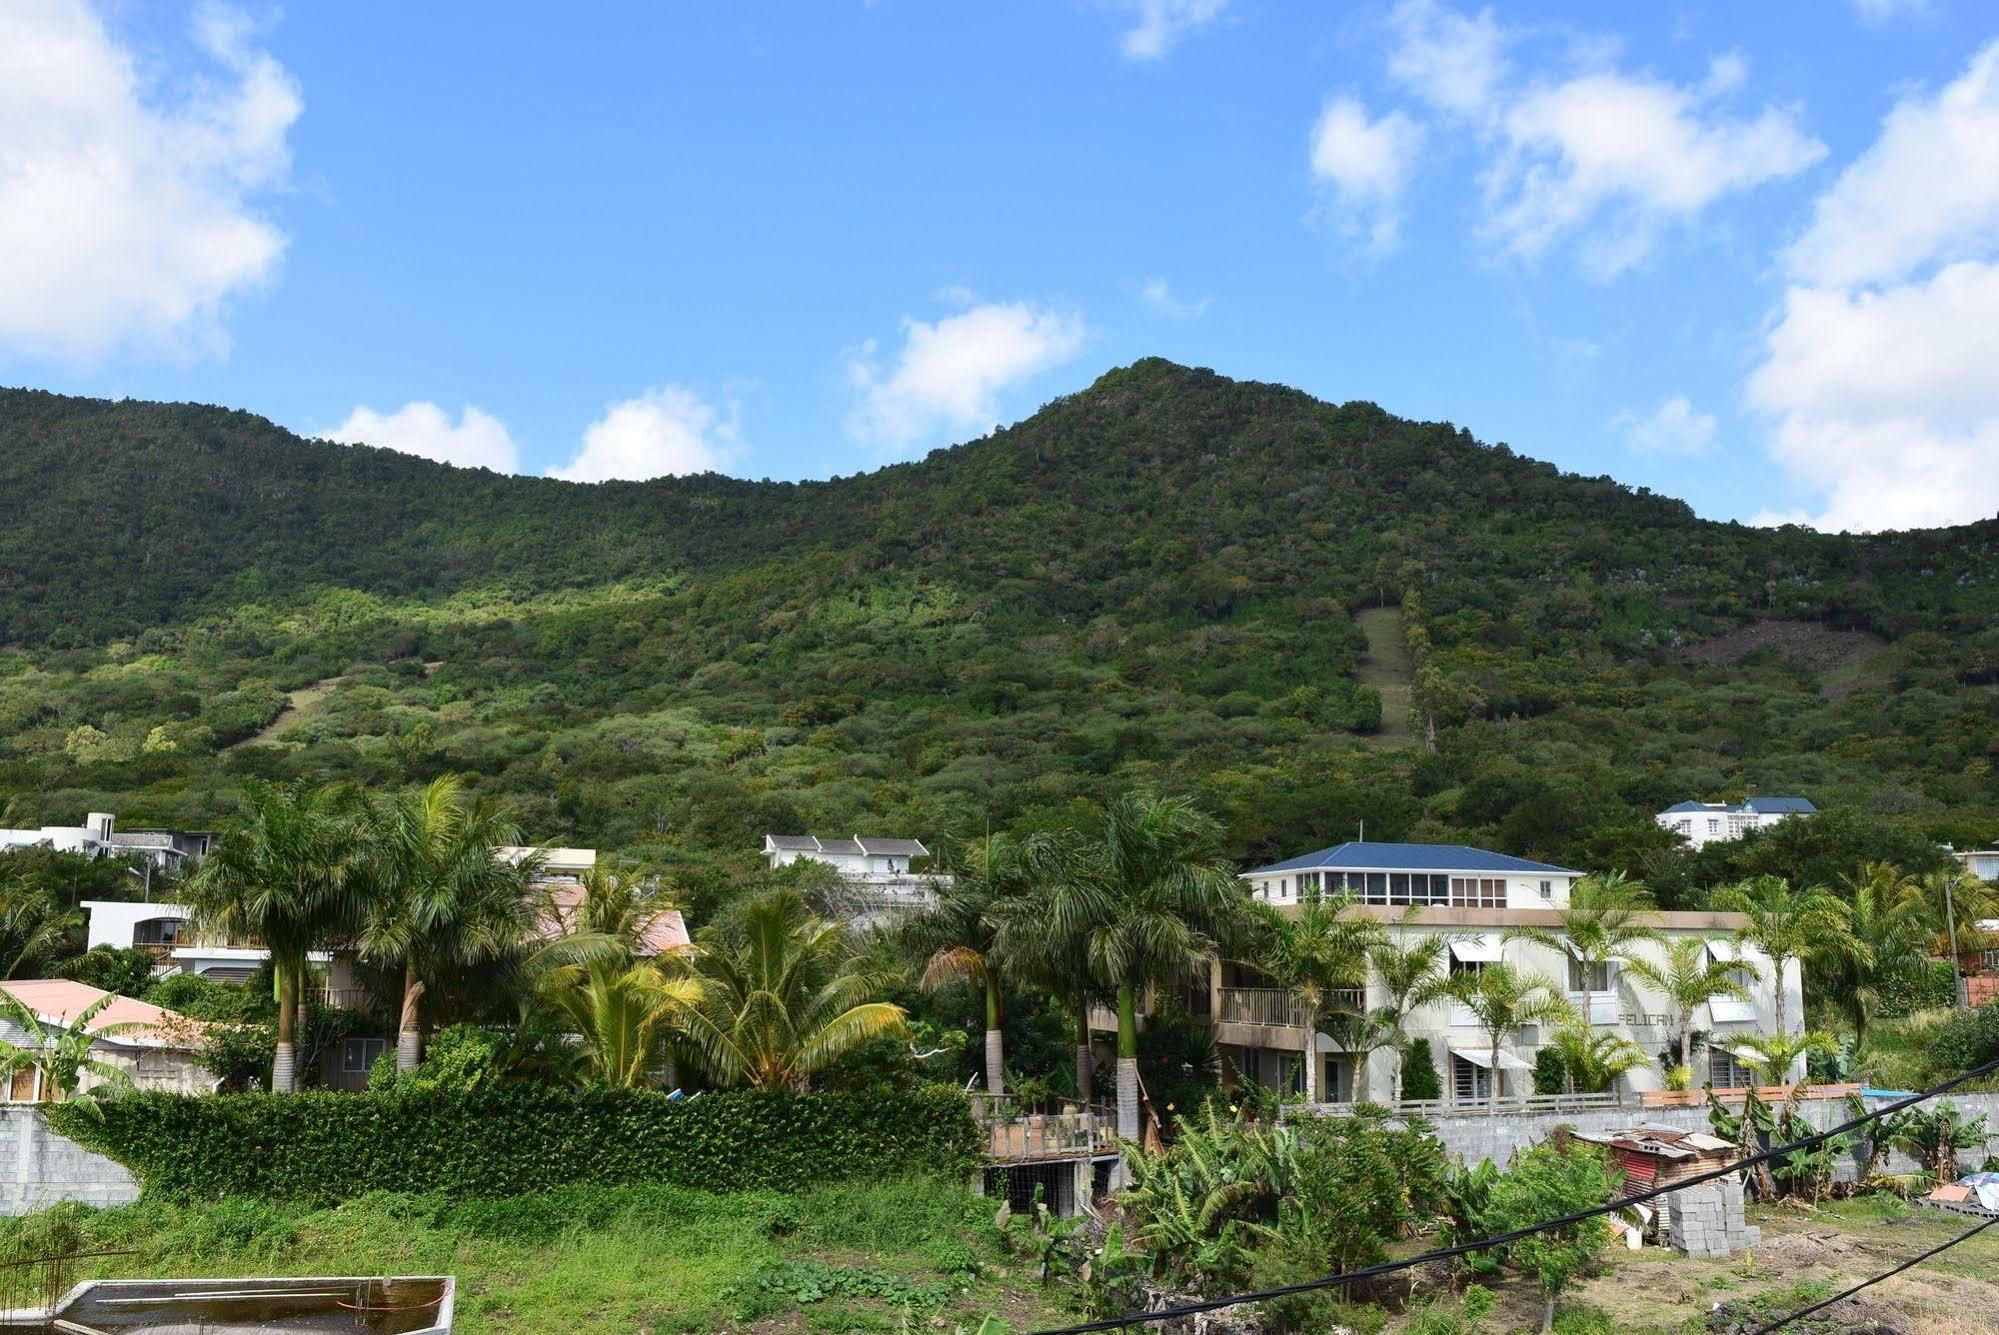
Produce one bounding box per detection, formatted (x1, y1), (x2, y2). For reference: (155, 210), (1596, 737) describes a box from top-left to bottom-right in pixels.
(1747, 1211), (1999, 1334)
(1031, 1055), (1999, 1334)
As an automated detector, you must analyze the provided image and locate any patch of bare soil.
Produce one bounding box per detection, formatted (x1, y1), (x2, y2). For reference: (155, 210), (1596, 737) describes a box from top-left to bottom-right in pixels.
(224, 676), (345, 750)
(1684, 620), (1891, 700)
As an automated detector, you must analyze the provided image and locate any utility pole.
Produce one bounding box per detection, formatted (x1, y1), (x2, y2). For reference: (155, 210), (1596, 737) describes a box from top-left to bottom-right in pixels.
(1945, 873), (1967, 1010)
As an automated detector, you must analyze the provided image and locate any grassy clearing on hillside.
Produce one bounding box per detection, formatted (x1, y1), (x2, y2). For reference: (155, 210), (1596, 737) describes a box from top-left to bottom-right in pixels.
(1, 1181), (1070, 1335)
(1354, 607), (1415, 749)
(224, 675), (344, 750)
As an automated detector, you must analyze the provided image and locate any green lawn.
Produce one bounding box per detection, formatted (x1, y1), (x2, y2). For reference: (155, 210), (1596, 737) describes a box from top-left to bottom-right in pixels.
(1, 1181), (1073, 1334)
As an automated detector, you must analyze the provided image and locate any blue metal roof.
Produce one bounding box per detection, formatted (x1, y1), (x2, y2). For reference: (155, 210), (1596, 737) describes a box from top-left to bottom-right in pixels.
(1243, 841), (1579, 877)
(1660, 797), (1816, 816)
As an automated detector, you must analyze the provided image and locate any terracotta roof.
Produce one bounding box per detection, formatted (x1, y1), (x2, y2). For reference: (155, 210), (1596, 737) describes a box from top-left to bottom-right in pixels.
(0, 980), (210, 1048)
(538, 885), (690, 956)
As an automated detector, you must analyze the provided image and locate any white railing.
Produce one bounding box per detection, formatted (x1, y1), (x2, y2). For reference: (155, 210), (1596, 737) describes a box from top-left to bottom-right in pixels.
(1289, 1089), (1627, 1120)
(1216, 987), (1365, 1028)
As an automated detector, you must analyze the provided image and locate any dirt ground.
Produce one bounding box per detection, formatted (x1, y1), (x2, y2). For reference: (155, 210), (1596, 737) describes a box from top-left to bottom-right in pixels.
(1384, 1200), (1999, 1334)
(1681, 619), (1890, 700)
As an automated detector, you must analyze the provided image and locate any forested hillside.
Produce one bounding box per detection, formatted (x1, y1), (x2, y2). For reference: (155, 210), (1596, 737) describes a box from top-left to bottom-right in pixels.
(2, 359), (1996, 902)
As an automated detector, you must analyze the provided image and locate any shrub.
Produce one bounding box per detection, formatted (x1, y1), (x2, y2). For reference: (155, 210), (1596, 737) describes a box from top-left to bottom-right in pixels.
(48, 1085), (980, 1203)
(1478, 1142), (1621, 1331)
(1876, 961), (1956, 1019)
(1402, 1038), (1442, 1101)
(1533, 1047), (1566, 1096)
(1927, 1003), (1999, 1079)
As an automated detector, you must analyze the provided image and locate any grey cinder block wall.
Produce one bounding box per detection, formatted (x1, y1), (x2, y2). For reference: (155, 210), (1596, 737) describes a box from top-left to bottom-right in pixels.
(0, 1108), (139, 1216)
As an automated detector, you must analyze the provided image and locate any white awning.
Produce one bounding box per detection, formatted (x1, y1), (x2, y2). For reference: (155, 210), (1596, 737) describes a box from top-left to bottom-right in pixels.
(1705, 939), (1744, 963)
(1450, 937), (1502, 963)
(1451, 1047), (1532, 1071)
(1716, 1044), (1764, 1062)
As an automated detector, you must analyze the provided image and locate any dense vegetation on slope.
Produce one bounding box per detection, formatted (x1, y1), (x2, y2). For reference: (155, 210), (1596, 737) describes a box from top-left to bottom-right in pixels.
(1, 359), (1995, 901)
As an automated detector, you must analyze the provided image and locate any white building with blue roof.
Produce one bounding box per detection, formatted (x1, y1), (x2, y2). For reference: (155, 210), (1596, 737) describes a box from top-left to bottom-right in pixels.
(1108, 840), (1803, 1111)
(1655, 796), (1816, 850)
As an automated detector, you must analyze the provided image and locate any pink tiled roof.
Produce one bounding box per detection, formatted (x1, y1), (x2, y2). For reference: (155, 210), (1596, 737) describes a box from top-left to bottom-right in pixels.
(0, 979), (211, 1047)
(537, 885), (690, 956)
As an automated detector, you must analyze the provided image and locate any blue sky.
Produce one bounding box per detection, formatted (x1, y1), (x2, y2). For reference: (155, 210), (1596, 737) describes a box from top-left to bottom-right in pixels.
(5, 1), (1999, 531)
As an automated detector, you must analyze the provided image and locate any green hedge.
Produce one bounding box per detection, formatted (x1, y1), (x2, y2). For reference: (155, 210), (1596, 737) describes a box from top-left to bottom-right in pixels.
(48, 1085), (980, 1203)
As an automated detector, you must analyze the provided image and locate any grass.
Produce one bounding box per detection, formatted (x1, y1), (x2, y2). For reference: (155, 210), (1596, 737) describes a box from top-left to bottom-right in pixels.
(0, 1180), (1071, 1334)
(1354, 607), (1415, 748)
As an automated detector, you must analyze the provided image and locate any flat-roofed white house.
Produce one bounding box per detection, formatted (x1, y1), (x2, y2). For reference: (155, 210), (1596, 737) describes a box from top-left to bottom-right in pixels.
(1953, 847), (1999, 884)
(1655, 797), (1816, 851)
(1175, 841), (1802, 1108)
(0, 813), (216, 870)
(80, 900), (329, 985)
(761, 834), (949, 919)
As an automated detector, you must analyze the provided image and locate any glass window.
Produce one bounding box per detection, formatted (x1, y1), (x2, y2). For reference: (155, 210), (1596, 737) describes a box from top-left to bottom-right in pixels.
(1365, 873), (1388, 904)
(1567, 959), (1610, 992)
(1389, 873), (1410, 904)
(1539, 880), (1553, 900)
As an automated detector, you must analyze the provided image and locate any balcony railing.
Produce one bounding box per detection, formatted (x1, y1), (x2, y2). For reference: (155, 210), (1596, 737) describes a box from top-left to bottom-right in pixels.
(1216, 987), (1365, 1029)
(968, 1092), (1119, 1161)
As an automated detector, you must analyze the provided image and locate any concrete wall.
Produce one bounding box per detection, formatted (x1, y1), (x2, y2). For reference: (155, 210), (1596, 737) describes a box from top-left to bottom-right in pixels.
(0, 1108), (138, 1216)
(1377, 1090), (1999, 1180)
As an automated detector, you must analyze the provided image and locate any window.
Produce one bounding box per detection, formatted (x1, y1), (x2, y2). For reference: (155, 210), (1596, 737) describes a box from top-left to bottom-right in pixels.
(1707, 818), (1721, 835)
(1567, 958), (1610, 993)
(1450, 877), (1505, 908)
(1709, 1049), (1748, 1089)
(1451, 1054), (1491, 1103)
(1675, 819), (1692, 835)
(1539, 880), (1553, 900)
(342, 1038), (388, 1074)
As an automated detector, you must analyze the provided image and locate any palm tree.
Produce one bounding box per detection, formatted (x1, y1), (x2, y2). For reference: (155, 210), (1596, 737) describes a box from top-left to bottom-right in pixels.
(1710, 875), (1861, 1033)
(0, 873), (81, 980)
(184, 779), (367, 1092)
(529, 866), (702, 1089)
(677, 889), (906, 1090)
(1622, 936), (1757, 1074)
(1443, 962), (1577, 1112)
(903, 834), (1048, 1096)
(1732, 1030), (1835, 1089)
(1900, 867), (1999, 964)
(358, 776), (541, 1071)
(1503, 872), (1661, 1022)
(1820, 863), (1926, 1039)
(1039, 793), (1246, 1142)
(0, 990), (139, 1113)
(1368, 917), (1454, 1101)
(1546, 1022), (1647, 1096)
(1253, 894), (1382, 1105)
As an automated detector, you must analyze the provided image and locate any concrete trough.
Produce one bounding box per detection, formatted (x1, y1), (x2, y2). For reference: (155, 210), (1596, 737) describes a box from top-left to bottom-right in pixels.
(0, 1274), (454, 1333)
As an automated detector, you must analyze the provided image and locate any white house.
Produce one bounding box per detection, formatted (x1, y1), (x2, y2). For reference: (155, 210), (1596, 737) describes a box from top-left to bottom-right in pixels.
(0, 980), (214, 1100)
(761, 835), (948, 918)
(0, 813), (216, 871)
(81, 900), (329, 984)
(1655, 797), (1816, 851)
(1952, 847), (1999, 884)
(1184, 841), (1802, 1107)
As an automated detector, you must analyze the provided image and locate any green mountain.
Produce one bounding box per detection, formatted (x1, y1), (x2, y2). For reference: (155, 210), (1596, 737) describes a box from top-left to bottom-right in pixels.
(2, 359), (1995, 901)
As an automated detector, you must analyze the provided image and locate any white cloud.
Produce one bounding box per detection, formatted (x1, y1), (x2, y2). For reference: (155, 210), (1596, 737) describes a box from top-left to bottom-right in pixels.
(1782, 41), (1999, 288)
(1139, 276), (1210, 319)
(1747, 44), (1999, 533)
(326, 403), (520, 473)
(1619, 395), (1718, 457)
(1485, 70), (1823, 277)
(1308, 97), (1425, 251)
(328, 387), (740, 482)
(0, 0), (301, 359)
(846, 300), (1087, 451)
(1747, 263), (1999, 531)
(1386, 0), (1507, 118)
(548, 386), (740, 483)
(1115, 0), (1226, 62)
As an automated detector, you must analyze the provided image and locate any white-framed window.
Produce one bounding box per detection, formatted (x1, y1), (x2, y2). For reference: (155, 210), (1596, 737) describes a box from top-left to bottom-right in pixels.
(1675, 819), (1692, 835)
(1709, 1049), (1749, 1089)
(1539, 880), (1553, 900)
(1707, 818), (1721, 835)
(1450, 877), (1506, 908)
(1451, 1054), (1492, 1103)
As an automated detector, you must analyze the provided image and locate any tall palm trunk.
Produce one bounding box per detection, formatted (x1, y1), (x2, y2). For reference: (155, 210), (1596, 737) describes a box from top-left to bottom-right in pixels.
(1114, 979), (1140, 1142)
(396, 966), (425, 1071)
(1301, 999), (1321, 1105)
(271, 962), (298, 1092)
(1074, 1008), (1094, 1103)
(1680, 1014), (1694, 1074)
(1488, 1032), (1503, 1114)
(982, 974), (1004, 1096)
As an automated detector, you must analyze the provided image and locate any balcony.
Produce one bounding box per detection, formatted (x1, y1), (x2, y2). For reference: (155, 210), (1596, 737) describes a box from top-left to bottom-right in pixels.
(1215, 987), (1365, 1030)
